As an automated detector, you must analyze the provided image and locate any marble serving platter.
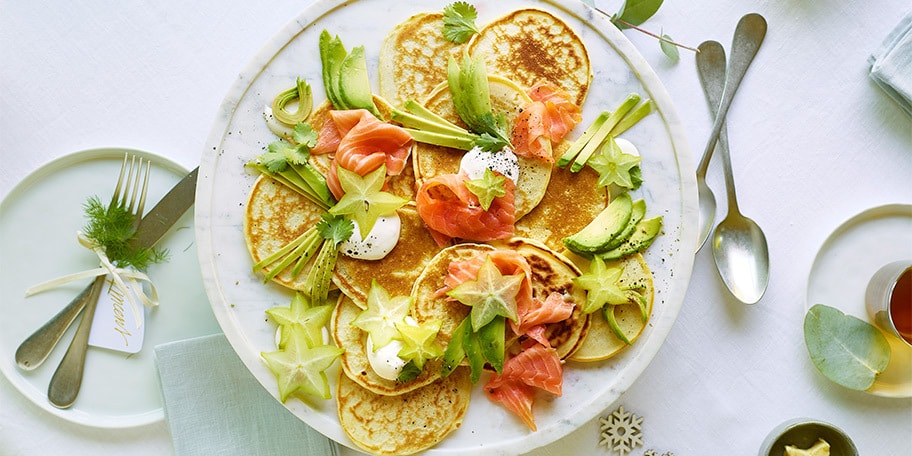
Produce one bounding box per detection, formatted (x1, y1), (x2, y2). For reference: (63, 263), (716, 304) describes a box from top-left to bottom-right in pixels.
(194, 0), (698, 453)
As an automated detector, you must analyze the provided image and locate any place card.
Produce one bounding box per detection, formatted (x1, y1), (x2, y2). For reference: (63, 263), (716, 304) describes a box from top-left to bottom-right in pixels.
(88, 274), (145, 353)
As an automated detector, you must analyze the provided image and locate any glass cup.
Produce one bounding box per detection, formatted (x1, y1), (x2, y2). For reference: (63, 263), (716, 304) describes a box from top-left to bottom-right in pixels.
(865, 260), (912, 347)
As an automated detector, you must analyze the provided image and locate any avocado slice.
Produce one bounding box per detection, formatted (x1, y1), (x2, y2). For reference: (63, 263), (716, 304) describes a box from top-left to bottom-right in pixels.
(338, 45), (380, 116)
(597, 216), (663, 261)
(563, 193), (633, 255)
(603, 198), (646, 252)
(319, 30), (348, 110)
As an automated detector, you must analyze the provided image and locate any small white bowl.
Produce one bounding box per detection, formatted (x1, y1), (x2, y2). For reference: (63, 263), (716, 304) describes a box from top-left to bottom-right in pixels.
(759, 418), (858, 456)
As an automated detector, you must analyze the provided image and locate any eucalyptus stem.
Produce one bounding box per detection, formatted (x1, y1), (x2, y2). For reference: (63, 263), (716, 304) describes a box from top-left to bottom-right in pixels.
(594, 6), (700, 54)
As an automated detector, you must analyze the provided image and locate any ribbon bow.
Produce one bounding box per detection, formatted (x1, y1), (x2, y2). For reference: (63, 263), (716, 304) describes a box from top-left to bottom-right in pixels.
(25, 231), (159, 329)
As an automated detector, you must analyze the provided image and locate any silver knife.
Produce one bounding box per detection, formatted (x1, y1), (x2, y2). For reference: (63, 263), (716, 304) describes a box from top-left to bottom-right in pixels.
(14, 166), (199, 370)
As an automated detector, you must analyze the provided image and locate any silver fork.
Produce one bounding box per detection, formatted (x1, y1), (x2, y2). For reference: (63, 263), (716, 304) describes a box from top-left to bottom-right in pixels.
(46, 154), (150, 409)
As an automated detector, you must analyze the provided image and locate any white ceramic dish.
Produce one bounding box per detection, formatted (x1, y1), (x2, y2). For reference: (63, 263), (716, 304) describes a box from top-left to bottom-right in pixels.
(0, 148), (221, 428)
(805, 204), (912, 397)
(195, 0), (697, 453)
(758, 418), (858, 456)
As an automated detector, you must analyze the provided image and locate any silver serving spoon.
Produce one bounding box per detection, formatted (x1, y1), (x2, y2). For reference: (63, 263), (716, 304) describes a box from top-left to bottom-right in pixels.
(695, 40), (734, 251)
(703, 13), (770, 304)
(694, 15), (765, 251)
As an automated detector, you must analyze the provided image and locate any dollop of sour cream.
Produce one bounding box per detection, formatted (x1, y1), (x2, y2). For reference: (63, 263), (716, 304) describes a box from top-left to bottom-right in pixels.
(366, 316), (418, 381)
(340, 214), (401, 260)
(366, 337), (406, 381)
(263, 106), (295, 139)
(459, 146), (520, 183)
(614, 137), (639, 157)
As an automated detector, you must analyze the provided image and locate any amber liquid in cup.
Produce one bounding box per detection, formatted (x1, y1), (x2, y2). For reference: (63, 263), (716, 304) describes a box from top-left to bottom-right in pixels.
(891, 268), (912, 344)
(866, 261), (912, 349)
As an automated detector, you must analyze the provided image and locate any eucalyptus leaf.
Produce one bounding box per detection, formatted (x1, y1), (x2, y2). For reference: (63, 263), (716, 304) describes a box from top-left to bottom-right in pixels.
(613, 0), (664, 29)
(803, 304), (891, 391)
(660, 33), (680, 61)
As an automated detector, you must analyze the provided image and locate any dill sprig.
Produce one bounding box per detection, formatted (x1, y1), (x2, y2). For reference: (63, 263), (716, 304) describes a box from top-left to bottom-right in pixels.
(82, 196), (168, 270)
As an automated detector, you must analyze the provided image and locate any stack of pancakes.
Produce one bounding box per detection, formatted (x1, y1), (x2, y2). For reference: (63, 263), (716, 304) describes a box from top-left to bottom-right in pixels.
(243, 7), (655, 455)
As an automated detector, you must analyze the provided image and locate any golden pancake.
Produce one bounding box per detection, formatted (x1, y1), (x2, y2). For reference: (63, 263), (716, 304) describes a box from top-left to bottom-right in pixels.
(244, 174), (324, 290)
(331, 294), (443, 395)
(412, 239), (588, 359)
(568, 253), (654, 362)
(332, 204), (440, 308)
(377, 12), (463, 108)
(411, 243), (496, 342)
(411, 75), (551, 220)
(337, 366), (472, 456)
(514, 147), (609, 253)
(496, 237), (589, 359)
(308, 99), (417, 201)
(467, 8), (592, 106)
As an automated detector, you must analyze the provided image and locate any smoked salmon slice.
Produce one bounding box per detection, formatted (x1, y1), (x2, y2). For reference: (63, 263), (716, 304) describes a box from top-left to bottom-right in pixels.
(442, 249), (531, 293)
(510, 83), (582, 163)
(485, 378), (537, 431)
(485, 343), (564, 430)
(528, 83), (582, 143)
(416, 172), (516, 246)
(311, 109), (413, 199)
(514, 291), (575, 343)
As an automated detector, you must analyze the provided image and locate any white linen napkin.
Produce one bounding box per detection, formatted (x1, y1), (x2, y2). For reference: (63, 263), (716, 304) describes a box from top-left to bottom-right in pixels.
(154, 333), (340, 456)
(869, 11), (912, 116)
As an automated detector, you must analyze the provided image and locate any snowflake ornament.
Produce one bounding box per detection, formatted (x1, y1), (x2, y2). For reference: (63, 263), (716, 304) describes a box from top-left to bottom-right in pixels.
(598, 405), (644, 455)
(644, 450), (675, 456)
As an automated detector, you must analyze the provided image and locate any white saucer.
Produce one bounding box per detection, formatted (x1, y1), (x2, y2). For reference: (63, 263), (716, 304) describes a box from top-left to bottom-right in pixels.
(0, 148), (221, 428)
(805, 204), (912, 397)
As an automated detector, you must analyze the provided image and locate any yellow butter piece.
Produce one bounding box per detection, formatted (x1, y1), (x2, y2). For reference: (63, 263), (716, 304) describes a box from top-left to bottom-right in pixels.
(784, 438), (830, 456)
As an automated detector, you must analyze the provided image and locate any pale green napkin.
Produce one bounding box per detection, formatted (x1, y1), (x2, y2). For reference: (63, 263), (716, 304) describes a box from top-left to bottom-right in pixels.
(870, 11), (912, 116)
(155, 334), (340, 456)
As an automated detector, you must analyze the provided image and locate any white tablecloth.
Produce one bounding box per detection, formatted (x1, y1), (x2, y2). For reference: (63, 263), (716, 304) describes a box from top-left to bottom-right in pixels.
(2, 1), (910, 455)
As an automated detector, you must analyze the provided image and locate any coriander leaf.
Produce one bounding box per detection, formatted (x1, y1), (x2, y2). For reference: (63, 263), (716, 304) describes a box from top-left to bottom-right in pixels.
(292, 122), (319, 149)
(442, 2), (479, 44)
(262, 140), (296, 172)
(613, 0), (664, 29)
(316, 212), (353, 245)
(464, 168), (506, 211)
(474, 132), (509, 152)
(660, 32), (680, 61)
(476, 112), (512, 148)
(629, 165), (644, 190)
(261, 122), (317, 172)
(397, 361), (422, 383)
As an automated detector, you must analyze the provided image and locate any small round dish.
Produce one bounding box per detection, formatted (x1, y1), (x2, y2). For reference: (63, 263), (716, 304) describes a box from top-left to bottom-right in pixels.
(805, 204), (912, 397)
(758, 418), (858, 456)
(0, 148), (221, 428)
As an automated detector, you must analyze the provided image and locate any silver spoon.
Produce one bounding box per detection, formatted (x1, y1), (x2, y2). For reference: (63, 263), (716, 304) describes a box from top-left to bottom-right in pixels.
(704, 14), (770, 304)
(693, 45), (726, 251)
(695, 40), (734, 251)
(694, 15), (764, 251)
